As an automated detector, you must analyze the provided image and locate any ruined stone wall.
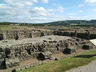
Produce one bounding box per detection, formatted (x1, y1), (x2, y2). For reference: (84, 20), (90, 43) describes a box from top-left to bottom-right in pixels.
(0, 36), (94, 69)
(54, 30), (96, 39)
(0, 29), (96, 41)
(0, 30), (54, 41)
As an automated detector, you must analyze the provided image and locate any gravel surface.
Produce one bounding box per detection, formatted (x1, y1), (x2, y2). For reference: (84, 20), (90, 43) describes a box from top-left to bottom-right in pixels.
(67, 60), (96, 72)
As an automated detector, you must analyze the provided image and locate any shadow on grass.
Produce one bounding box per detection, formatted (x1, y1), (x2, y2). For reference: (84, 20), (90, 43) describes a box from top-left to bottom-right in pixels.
(74, 54), (96, 58)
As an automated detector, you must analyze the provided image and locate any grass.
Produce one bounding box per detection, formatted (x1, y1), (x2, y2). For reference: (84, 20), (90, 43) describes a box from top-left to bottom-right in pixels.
(0, 25), (12, 30)
(18, 49), (96, 72)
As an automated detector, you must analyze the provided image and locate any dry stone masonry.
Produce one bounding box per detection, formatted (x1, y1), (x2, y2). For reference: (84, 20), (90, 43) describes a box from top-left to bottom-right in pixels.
(0, 28), (96, 72)
(0, 29), (96, 41)
(0, 30), (53, 40)
(0, 35), (94, 69)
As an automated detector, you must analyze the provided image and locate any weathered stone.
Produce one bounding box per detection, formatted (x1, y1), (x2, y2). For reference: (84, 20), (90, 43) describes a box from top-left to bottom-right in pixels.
(0, 35), (94, 69)
(50, 57), (56, 60)
(37, 51), (52, 60)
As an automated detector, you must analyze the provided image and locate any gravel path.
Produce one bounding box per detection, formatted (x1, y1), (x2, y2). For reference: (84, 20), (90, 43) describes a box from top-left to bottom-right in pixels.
(67, 60), (96, 72)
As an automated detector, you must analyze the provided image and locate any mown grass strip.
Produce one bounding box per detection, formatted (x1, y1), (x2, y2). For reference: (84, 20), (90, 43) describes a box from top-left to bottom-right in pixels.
(18, 49), (96, 72)
(0, 25), (12, 30)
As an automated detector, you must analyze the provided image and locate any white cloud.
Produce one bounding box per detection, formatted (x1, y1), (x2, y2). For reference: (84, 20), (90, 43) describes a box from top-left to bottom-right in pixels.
(32, 7), (48, 16)
(3, 0), (35, 8)
(33, 0), (38, 3)
(78, 4), (84, 8)
(0, 0), (54, 23)
(57, 6), (64, 13)
(0, 0), (57, 23)
(33, 7), (46, 12)
(42, 0), (48, 3)
(0, 0), (66, 23)
(1, 0), (71, 23)
(85, 0), (96, 5)
(1, 0), (93, 23)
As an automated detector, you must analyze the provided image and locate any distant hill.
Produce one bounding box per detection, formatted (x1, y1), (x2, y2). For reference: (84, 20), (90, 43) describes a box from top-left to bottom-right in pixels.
(45, 20), (96, 26)
(0, 20), (96, 26)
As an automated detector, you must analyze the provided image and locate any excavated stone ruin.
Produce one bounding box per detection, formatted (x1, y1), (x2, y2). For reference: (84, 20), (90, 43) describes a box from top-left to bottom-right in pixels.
(0, 30), (54, 41)
(0, 28), (95, 71)
(0, 35), (94, 69)
(0, 29), (96, 41)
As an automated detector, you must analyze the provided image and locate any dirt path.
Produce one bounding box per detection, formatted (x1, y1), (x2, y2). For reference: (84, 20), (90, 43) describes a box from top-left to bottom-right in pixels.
(67, 60), (96, 72)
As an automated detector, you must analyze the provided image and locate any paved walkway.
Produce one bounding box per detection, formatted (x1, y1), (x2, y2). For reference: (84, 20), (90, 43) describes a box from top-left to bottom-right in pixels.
(67, 60), (96, 72)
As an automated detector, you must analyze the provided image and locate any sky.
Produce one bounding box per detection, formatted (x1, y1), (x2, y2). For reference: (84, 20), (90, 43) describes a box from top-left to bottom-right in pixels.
(0, 0), (96, 23)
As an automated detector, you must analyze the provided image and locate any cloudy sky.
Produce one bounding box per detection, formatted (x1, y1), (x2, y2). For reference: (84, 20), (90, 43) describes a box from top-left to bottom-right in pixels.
(0, 0), (96, 23)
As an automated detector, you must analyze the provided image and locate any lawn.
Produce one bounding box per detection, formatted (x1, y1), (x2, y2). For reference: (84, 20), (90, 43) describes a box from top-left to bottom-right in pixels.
(18, 49), (96, 72)
(0, 25), (12, 30)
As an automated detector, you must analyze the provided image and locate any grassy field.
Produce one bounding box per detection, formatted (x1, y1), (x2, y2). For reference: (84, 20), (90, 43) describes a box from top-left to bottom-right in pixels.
(0, 25), (12, 30)
(18, 50), (96, 72)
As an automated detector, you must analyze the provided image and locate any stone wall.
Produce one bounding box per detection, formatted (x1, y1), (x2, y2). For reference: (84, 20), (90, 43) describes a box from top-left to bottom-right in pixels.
(0, 29), (96, 41)
(0, 28), (96, 70)
(54, 30), (96, 39)
(0, 30), (54, 40)
(0, 36), (94, 69)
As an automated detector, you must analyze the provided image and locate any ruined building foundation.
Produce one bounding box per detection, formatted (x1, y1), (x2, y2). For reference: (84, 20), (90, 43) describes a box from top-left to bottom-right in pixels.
(0, 35), (95, 69)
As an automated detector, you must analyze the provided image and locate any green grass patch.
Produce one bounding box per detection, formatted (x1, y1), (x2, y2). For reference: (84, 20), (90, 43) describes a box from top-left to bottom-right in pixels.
(0, 25), (12, 30)
(18, 50), (96, 72)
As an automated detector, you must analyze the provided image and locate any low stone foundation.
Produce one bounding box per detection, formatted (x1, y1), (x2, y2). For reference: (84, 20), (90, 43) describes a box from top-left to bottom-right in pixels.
(0, 29), (96, 41)
(0, 35), (94, 69)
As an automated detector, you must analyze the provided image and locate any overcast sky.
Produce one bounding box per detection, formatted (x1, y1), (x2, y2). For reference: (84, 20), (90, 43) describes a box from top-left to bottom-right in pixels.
(0, 0), (96, 23)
